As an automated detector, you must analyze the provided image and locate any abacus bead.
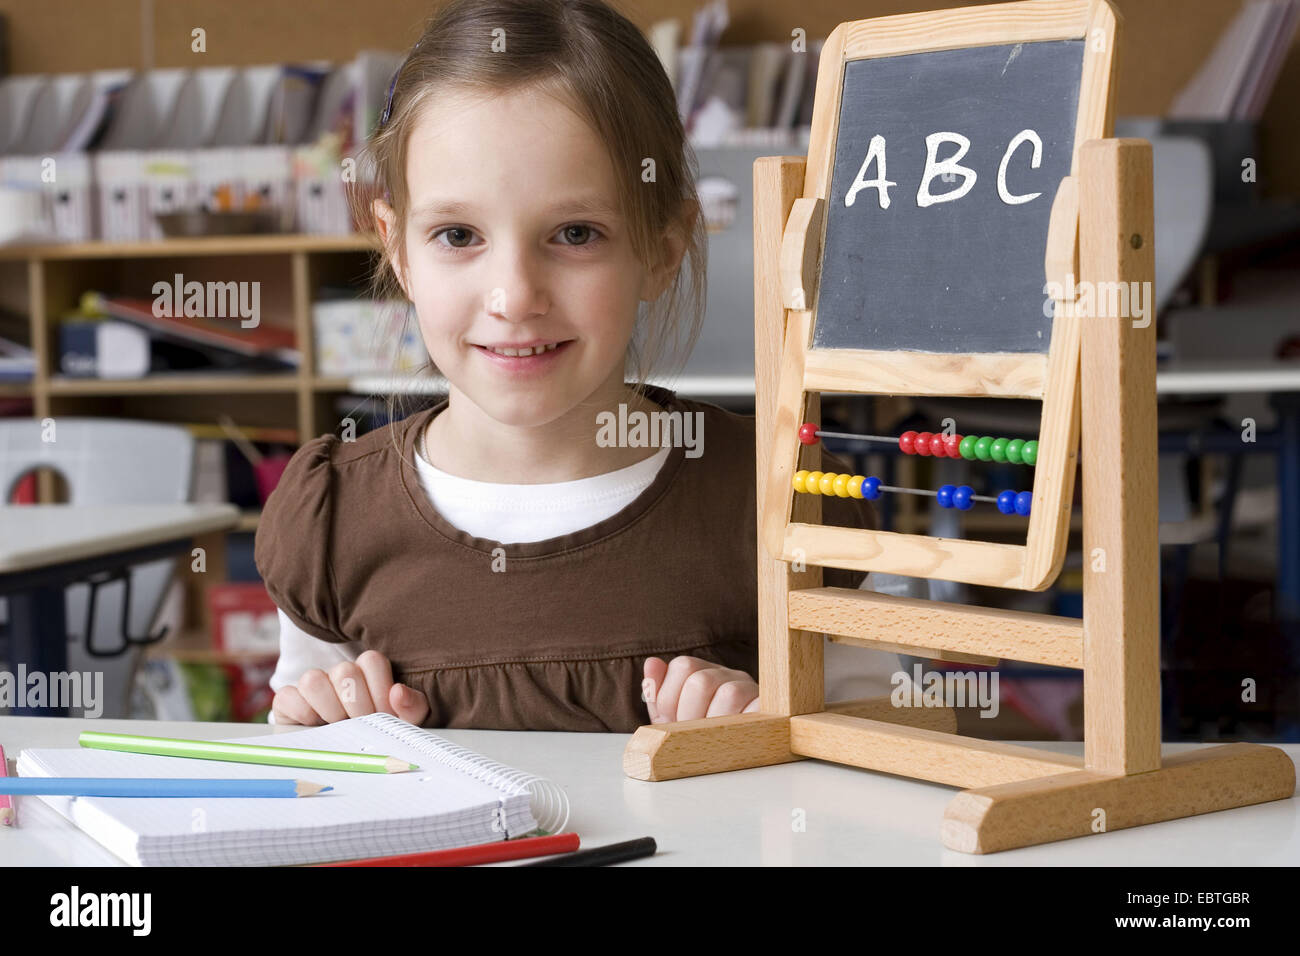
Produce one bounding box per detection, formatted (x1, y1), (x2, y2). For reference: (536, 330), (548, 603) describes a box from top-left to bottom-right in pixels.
(990, 437), (1009, 462)
(1015, 491), (1033, 516)
(959, 435), (978, 460)
(1005, 438), (1025, 465)
(953, 485), (974, 510)
(929, 433), (948, 457)
(806, 471), (823, 494)
(848, 475), (865, 498)
(862, 476), (881, 500)
(833, 473), (850, 497)
(898, 430), (917, 455)
(915, 432), (933, 456)
(792, 470), (809, 493)
(944, 433), (963, 457)
(1022, 440), (1038, 466)
(819, 472), (838, 496)
(996, 490), (1017, 514)
(798, 422), (819, 445)
(974, 437), (993, 461)
(936, 484), (955, 508)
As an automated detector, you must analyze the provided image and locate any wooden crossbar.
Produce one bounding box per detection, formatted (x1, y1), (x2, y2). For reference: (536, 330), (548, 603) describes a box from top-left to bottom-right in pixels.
(789, 713), (1082, 789)
(789, 586), (1083, 668)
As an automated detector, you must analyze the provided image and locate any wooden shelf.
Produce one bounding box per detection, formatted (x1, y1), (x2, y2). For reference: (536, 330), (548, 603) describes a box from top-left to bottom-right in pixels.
(146, 628), (279, 665)
(0, 382), (33, 397)
(46, 373), (303, 395)
(0, 233), (379, 261)
(236, 510), (261, 533)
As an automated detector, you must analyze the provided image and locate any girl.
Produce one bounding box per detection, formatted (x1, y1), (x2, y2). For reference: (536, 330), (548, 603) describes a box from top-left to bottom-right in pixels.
(256, 0), (876, 733)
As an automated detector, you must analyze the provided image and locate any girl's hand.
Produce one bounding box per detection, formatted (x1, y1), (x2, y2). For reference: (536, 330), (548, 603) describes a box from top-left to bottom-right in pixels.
(641, 655), (760, 723)
(272, 650), (430, 726)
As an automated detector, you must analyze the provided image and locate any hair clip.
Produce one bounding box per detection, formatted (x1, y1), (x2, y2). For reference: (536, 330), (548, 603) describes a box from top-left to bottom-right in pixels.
(380, 39), (424, 129)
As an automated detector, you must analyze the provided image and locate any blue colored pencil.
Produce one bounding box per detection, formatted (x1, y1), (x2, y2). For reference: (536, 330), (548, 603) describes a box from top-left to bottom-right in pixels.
(0, 778), (332, 798)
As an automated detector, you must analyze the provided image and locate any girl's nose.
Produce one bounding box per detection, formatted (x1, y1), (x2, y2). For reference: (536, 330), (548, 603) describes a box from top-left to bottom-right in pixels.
(483, 249), (550, 322)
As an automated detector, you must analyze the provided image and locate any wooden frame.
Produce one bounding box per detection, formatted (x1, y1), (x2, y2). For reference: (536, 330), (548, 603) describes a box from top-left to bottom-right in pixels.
(624, 0), (1295, 854)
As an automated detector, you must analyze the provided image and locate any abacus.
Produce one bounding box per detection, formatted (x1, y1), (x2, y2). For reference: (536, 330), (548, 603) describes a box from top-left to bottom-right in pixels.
(793, 422), (1036, 515)
(625, 0), (1294, 854)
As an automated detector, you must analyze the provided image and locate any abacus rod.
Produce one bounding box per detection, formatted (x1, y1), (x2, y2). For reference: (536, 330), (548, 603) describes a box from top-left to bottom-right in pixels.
(814, 429), (899, 444)
(878, 484), (998, 503)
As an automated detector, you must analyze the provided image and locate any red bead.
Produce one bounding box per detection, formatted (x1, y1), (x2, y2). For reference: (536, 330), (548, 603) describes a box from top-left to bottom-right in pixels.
(798, 422), (818, 445)
(945, 433), (963, 456)
(915, 432), (933, 456)
(929, 433), (947, 457)
(898, 431), (917, 455)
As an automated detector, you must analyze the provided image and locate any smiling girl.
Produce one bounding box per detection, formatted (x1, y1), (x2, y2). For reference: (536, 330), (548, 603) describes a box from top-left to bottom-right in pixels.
(255, 0), (875, 732)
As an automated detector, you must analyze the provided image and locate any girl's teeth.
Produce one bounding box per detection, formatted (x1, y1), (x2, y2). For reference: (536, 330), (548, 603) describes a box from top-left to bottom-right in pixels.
(489, 343), (559, 356)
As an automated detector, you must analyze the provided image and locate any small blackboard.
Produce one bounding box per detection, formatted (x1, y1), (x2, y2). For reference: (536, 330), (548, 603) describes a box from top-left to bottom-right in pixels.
(812, 39), (1085, 354)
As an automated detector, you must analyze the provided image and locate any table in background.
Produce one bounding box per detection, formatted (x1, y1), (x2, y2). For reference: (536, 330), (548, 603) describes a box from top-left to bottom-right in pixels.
(0, 504), (240, 715)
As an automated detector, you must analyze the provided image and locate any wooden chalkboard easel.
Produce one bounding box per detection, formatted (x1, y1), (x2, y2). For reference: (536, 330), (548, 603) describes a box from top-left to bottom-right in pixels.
(624, 0), (1295, 853)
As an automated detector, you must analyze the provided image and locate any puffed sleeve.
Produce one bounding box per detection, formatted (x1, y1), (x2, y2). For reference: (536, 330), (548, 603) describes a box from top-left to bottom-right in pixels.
(254, 435), (350, 643)
(816, 449), (877, 590)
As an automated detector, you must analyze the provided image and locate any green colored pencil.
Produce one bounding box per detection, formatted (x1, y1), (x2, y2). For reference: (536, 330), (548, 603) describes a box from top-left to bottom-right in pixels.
(78, 731), (418, 774)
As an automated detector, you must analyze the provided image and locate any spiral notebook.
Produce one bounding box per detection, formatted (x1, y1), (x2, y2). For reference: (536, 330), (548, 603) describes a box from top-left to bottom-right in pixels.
(15, 713), (570, 867)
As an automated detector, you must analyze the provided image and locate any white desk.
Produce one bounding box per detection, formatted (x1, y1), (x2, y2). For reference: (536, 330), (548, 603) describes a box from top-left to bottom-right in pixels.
(0, 503), (240, 573)
(2, 717), (1296, 866)
(0, 504), (240, 715)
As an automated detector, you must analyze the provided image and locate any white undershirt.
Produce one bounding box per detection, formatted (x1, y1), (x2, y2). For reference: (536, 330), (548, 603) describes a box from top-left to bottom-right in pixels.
(267, 445), (914, 722)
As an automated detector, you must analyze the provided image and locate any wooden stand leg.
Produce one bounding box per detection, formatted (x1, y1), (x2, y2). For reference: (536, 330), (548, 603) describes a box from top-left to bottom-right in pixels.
(625, 695), (959, 781)
(942, 743), (1296, 853)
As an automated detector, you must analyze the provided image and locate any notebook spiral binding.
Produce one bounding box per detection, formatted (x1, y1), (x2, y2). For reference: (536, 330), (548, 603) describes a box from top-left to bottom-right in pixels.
(364, 713), (571, 834)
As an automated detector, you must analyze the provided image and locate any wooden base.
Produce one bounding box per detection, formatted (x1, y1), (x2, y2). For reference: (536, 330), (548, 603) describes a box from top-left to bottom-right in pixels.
(623, 709), (1296, 854)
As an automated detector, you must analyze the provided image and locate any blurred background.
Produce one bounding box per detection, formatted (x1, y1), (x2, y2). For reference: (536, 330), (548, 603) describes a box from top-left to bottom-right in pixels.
(0, 0), (1296, 740)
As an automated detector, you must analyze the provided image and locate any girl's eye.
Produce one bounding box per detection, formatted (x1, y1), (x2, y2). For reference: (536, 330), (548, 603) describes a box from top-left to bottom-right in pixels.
(431, 226), (476, 250)
(557, 223), (603, 246)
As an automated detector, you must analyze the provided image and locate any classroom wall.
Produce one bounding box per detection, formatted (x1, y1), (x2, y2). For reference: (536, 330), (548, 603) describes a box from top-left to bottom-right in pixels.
(1, 0), (1296, 196)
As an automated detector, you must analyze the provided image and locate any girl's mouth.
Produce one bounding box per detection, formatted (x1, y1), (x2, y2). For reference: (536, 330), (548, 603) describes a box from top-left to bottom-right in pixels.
(472, 339), (573, 373)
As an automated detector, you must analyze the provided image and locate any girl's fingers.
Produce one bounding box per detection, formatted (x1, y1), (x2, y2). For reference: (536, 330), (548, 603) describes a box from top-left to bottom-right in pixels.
(642, 657), (668, 723)
(391, 683), (430, 725)
(705, 680), (760, 718)
(296, 668), (349, 723)
(272, 685), (325, 726)
(328, 661), (376, 718)
(653, 656), (714, 724)
(356, 650), (397, 716)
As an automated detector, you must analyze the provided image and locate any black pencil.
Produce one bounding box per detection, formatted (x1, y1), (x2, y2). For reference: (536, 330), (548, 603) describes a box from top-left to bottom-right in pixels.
(517, 837), (656, 867)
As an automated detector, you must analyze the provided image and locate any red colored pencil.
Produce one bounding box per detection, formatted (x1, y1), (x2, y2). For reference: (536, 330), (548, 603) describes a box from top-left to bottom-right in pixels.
(313, 832), (580, 867)
(0, 744), (14, 826)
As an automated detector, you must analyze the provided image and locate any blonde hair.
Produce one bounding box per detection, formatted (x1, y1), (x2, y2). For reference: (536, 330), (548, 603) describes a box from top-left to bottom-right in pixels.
(347, 0), (708, 415)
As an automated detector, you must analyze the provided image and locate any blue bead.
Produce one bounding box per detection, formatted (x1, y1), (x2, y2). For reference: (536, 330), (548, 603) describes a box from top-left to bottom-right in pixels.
(936, 484), (955, 508)
(862, 476), (881, 500)
(996, 490), (1016, 514)
(953, 485), (974, 511)
(1015, 491), (1033, 516)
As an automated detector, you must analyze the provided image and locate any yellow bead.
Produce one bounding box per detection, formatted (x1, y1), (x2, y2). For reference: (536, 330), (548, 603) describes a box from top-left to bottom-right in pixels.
(792, 470), (809, 493)
(833, 473), (850, 497)
(818, 472), (837, 496)
(848, 475), (865, 498)
(806, 471), (823, 494)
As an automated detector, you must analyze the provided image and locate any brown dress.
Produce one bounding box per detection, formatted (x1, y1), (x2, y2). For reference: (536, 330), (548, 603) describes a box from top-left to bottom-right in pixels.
(254, 384), (874, 732)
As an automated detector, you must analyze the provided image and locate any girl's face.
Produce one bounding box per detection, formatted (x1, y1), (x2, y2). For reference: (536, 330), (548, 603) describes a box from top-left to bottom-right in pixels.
(378, 83), (674, 428)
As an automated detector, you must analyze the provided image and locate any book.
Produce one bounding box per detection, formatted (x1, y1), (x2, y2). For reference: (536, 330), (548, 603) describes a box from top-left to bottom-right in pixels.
(85, 291), (300, 366)
(15, 713), (570, 867)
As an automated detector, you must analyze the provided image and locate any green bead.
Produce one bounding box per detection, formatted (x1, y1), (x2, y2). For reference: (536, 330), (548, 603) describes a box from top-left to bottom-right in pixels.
(959, 435), (978, 460)
(974, 436), (993, 461)
(1022, 440), (1038, 466)
(990, 437), (1009, 462)
(1006, 438), (1025, 464)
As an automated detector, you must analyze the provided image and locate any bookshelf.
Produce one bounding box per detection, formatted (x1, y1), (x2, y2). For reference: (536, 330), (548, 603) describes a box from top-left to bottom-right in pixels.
(0, 232), (382, 446)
